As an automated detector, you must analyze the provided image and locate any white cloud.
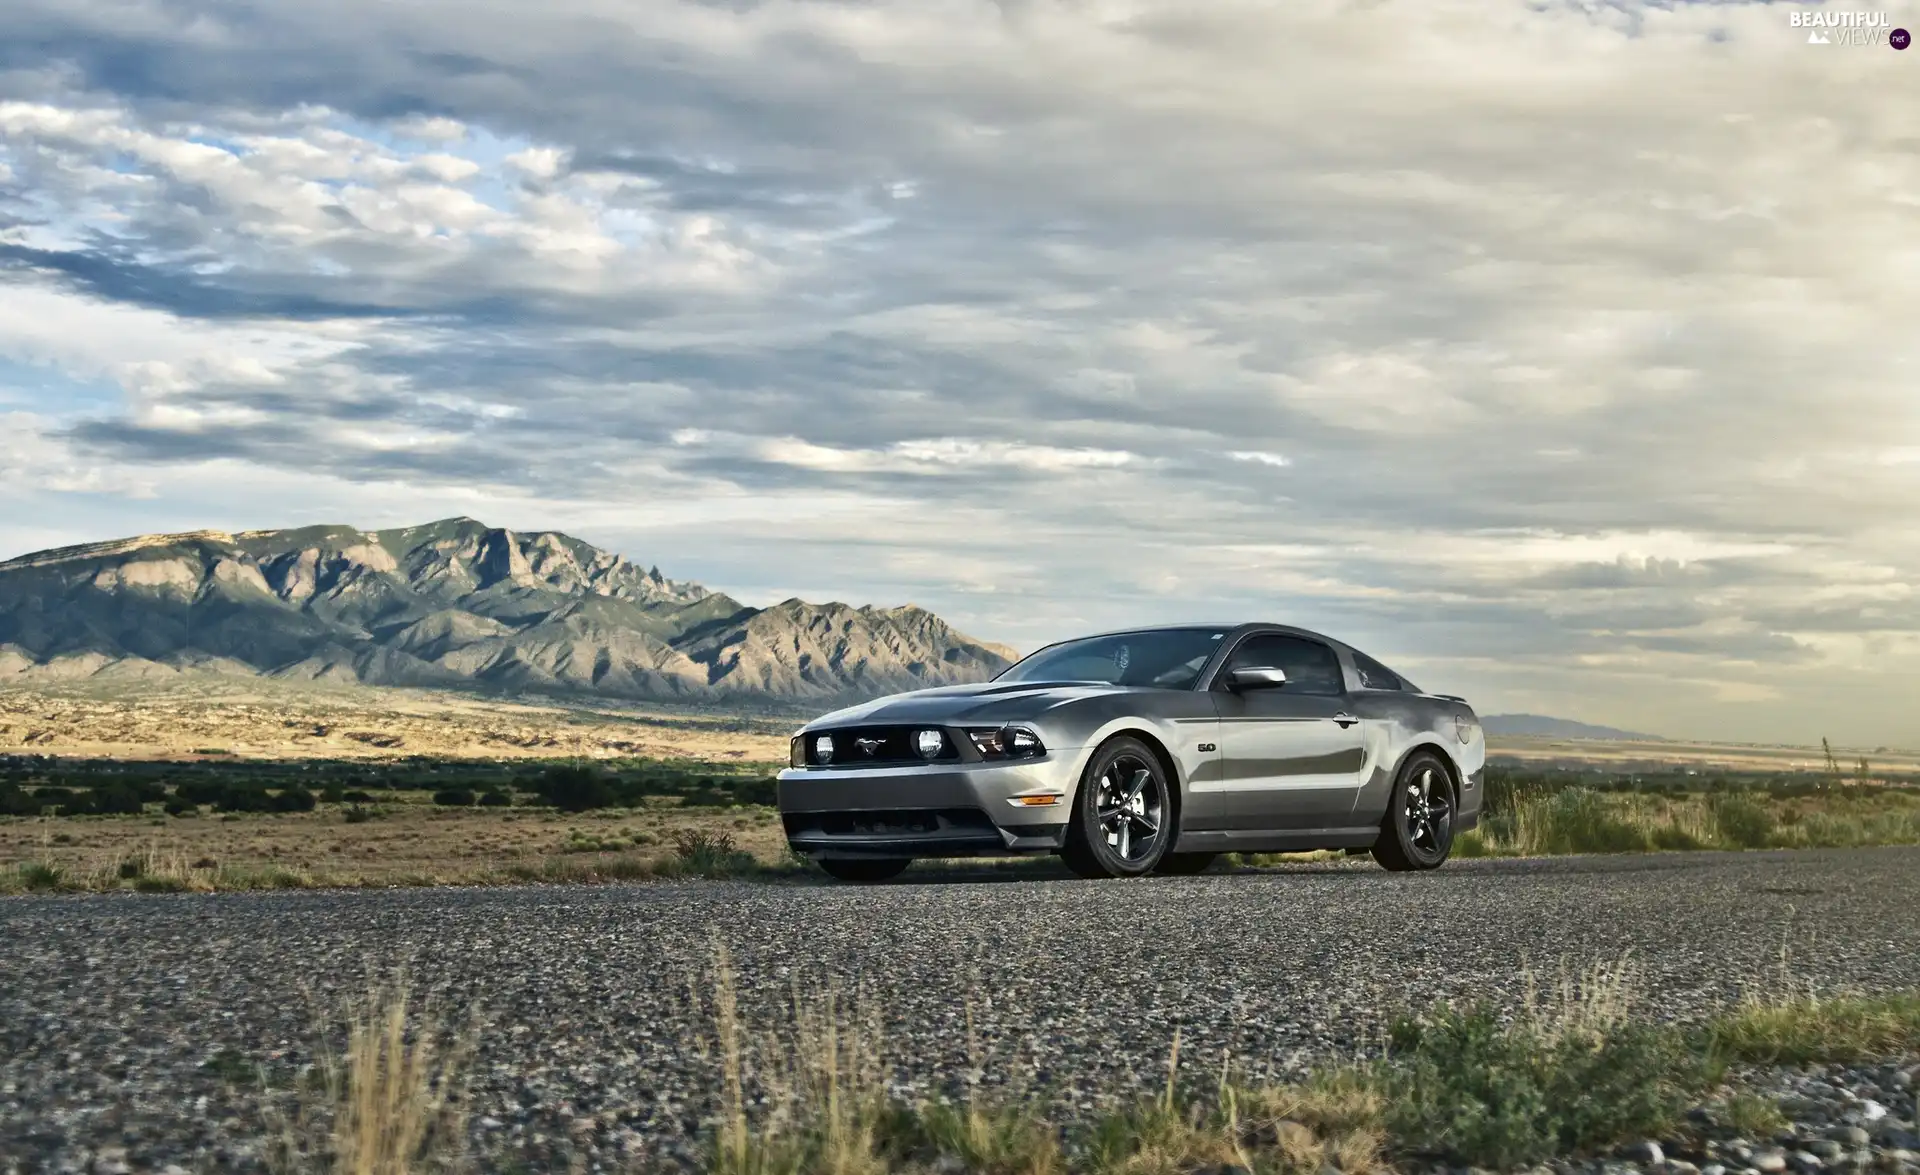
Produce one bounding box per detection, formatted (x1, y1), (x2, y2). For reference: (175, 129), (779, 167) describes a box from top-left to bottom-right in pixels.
(1, 0), (1919, 742)
(1227, 451), (1290, 468)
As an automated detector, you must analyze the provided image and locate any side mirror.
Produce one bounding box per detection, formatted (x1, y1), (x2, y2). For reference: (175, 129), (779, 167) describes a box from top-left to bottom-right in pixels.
(1227, 666), (1289, 691)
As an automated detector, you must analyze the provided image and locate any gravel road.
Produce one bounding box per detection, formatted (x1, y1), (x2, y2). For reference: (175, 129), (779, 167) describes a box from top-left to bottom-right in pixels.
(5, 847), (1920, 1173)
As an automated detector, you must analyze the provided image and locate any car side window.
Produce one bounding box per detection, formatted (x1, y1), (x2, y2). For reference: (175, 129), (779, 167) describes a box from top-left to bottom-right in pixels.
(1352, 651), (1403, 691)
(1219, 634), (1345, 696)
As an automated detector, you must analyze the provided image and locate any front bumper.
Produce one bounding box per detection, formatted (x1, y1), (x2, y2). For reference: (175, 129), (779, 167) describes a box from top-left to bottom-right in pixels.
(777, 756), (1079, 858)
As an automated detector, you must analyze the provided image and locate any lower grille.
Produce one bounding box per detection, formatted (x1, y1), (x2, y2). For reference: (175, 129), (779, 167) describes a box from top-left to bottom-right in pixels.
(783, 807), (996, 840)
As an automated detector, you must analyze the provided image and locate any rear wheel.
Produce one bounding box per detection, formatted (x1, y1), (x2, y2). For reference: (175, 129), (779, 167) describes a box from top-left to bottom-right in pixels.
(1371, 751), (1455, 872)
(1062, 737), (1172, 879)
(817, 858), (910, 884)
(1155, 852), (1216, 876)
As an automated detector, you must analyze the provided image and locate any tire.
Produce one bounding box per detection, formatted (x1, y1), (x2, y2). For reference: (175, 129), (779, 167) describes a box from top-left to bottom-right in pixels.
(817, 857), (911, 884)
(1371, 750), (1456, 872)
(1062, 736), (1174, 879)
(1156, 852), (1217, 876)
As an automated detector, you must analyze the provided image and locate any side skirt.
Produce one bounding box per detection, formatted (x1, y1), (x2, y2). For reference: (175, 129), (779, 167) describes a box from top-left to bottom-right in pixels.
(1173, 827), (1382, 853)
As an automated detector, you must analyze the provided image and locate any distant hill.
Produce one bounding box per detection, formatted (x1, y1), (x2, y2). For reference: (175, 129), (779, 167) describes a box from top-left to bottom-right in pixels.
(0, 519), (1014, 702)
(1482, 713), (1662, 741)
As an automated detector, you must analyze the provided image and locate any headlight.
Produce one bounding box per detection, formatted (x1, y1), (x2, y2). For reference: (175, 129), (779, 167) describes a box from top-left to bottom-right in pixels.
(967, 726), (1046, 760)
(790, 736), (805, 768)
(914, 729), (945, 759)
(815, 734), (835, 764)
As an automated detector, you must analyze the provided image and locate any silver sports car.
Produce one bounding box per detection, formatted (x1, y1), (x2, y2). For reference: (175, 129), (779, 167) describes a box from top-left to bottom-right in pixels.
(778, 623), (1484, 882)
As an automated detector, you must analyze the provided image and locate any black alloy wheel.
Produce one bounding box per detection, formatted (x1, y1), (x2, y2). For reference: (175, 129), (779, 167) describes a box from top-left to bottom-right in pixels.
(1063, 736), (1172, 879)
(1371, 750), (1455, 872)
(817, 857), (911, 883)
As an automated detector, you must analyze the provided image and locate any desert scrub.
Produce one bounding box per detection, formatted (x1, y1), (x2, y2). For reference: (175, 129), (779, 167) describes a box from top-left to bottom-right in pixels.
(1380, 1003), (1708, 1167)
(559, 828), (638, 853)
(666, 828), (758, 878)
(1513, 787), (1652, 855)
(13, 860), (64, 891)
(1709, 793), (1776, 848)
(1464, 782), (1920, 857)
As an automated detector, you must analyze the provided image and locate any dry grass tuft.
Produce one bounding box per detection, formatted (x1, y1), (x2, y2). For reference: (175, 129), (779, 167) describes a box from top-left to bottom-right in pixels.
(1520, 951), (1640, 1046)
(706, 943), (894, 1175)
(271, 976), (476, 1175)
(1240, 1065), (1387, 1173)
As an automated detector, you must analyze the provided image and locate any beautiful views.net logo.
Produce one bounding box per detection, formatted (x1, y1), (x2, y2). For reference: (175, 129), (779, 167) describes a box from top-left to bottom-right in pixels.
(1789, 10), (1911, 48)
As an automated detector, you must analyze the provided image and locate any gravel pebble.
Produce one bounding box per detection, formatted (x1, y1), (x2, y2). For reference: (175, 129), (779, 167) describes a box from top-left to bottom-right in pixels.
(4, 846), (1920, 1172)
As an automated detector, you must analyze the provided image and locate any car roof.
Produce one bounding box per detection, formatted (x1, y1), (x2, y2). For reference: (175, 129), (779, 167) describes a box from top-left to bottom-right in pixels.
(1035, 621), (1351, 650)
(1001, 622), (1440, 694)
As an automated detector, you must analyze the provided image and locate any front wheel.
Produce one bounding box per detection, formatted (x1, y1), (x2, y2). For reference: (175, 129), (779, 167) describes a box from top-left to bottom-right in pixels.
(1371, 751), (1455, 872)
(817, 857), (910, 884)
(1062, 737), (1173, 879)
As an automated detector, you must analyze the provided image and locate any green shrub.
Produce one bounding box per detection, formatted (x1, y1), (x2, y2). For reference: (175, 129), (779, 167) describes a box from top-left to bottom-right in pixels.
(1710, 794), (1775, 849)
(1383, 1006), (1707, 1168)
(164, 797), (196, 817)
(0, 787), (44, 816)
(173, 779), (229, 806)
(17, 862), (62, 891)
(1453, 829), (1493, 858)
(318, 783), (345, 804)
(84, 783), (151, 815)
(731, 776), (779, 806)
(433, 787), (475, 807)
(534, 765), (615, 812)
(272, 786), (317, 813)
(478, 789), (511, 807)
(1650, 825), (1708, 852)
(214, 787), (272, 813)
(343, 804), (375, 824)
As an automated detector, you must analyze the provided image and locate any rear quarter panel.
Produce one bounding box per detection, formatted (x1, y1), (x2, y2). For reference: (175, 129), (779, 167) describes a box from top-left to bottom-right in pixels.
(1350, 692), (1485, 825)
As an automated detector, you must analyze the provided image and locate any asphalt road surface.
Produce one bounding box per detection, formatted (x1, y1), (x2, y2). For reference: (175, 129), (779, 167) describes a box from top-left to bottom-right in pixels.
(5, 847), (1920, 1173)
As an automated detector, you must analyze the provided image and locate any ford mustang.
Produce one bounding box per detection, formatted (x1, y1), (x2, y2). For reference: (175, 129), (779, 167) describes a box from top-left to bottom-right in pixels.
(778, 623), (1484, 882)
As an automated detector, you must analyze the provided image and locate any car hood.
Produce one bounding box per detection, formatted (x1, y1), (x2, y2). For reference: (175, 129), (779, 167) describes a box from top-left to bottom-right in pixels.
(798, 681), (1140, 731)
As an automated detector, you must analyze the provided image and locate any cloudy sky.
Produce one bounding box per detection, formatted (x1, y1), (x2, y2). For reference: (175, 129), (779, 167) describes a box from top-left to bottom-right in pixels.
(2, 0), (1917, 744)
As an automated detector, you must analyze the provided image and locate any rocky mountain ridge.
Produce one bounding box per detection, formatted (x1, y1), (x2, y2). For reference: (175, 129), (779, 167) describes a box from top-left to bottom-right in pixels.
(0, 518), (1015, 702)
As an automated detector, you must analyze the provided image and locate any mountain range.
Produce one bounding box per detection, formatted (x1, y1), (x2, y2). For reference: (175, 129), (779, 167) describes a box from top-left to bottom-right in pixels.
(0, 522), (1665, 737)
(0, 519), (1017, 702)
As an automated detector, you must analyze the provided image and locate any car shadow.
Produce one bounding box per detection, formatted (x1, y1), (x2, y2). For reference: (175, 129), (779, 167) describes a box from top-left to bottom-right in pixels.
(783, 845), (1917, 887)
(794, 854), (1388, 886)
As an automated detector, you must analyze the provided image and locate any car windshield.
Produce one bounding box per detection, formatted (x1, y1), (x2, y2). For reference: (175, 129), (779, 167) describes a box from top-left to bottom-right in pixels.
(995, 628), (1228, 689)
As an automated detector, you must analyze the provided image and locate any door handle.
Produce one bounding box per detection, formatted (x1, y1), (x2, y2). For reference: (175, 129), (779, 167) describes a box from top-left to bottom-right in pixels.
(1333, 713), (1359, 728)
